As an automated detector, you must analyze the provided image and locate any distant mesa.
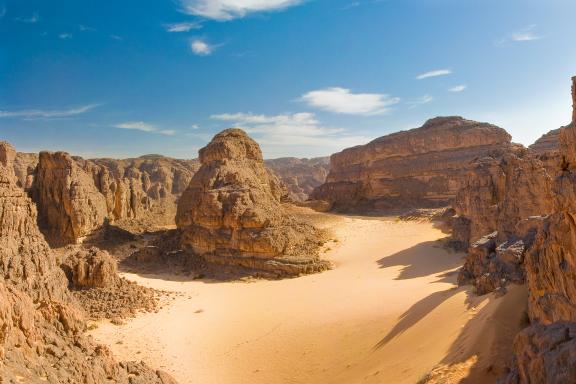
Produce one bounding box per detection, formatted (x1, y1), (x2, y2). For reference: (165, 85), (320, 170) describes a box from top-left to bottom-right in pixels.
(312, 116), (513, 212)
(175, 128), (330, 277)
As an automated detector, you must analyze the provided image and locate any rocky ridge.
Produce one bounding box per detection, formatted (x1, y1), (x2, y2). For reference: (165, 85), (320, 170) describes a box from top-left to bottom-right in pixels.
(0, 141), (175, 383)
(264, 156), (329, 201)
(312, 117), (512, 212)
(175, 128), (329, 277)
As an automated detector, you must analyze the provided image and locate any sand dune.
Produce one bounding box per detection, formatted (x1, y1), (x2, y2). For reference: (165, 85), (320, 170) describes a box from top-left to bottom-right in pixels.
(91, 212), (527, 384)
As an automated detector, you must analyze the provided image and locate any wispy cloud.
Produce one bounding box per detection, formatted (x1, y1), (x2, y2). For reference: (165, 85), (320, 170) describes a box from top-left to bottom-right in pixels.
(449, 85), (467, 93)
(15, 11), (39, 23)
(113, 121), (176, 136)
(0, 104), (99, 120)
(300, 87), (400, 115)
(211, 111), (370, 157)
(416, 69), (452, 80)
(497, 25), (542, 46)
(78, 24), (96, 32)
(110, 34), (123, 41)
(190, 38), (214, 55)
(179, 0), (304, 21)
(59, 33), (72, 39)
(407, 95), (434, 109)
(164, 22), (202, 32)
(0, 6), (6, 19)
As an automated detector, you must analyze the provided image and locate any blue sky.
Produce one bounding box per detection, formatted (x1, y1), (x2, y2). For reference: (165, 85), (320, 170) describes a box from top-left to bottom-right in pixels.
(1, 0), (575, 159)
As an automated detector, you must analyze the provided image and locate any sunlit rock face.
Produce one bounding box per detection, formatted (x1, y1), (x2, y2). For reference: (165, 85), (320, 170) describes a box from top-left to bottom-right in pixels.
(32, 151), (108, 247)
(0, 141), (176, 383)
(176, 128), (329, 277)
(311, 116), (512, 212)
(502, 77), (576, 383)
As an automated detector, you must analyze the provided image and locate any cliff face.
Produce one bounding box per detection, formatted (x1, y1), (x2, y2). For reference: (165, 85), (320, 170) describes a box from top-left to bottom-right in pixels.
(79, 155), (200, 229)
(33, 151), (108, 248)
(265, 157), (329, 201)
(502, 77), (576, 383)
(0, 141), (175, 383)
(529, 128), (561, 175)
(176, 129), (329, 277)
(312, 117), (512, 211)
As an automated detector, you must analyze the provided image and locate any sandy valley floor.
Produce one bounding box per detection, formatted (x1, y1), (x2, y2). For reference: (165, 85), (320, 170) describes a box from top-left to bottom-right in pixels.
(91, 212), (527, 384)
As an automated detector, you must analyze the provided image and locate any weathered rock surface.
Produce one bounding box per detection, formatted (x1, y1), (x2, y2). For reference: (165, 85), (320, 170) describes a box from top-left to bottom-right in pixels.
(312, 117), (512, 212)
(452, 149), (553, 250)
(13, 151), (38, 190)
(176, 128), (329, 277)
(265, 157), (329, 201)
(79, 155), (200, 230)
(529, 128), (561, 175)
(502, 77), (576, 383)
(32, 151), (108, 247)
(0, 141), (175, 383)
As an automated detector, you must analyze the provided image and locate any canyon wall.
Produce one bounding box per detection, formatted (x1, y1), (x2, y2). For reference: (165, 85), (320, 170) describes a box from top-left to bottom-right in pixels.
(176, 129), (329, 277)
(501, 77), (576, 382)
(311, 117), (512, 211)
(0, 141), (175, 383)
(265, 157), (329, 201)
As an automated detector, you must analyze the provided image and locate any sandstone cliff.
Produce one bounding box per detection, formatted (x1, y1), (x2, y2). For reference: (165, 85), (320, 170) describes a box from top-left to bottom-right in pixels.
(312, 117), (512, 211)
(529, 128), (561, 175)
(79, 155), (200, 229)
(0, 141), (175, 383)
(33, 151), (108, 247)
(176, 128), (329, 277)
(265, 157), (329, 201)
(501, 77), (576, 383)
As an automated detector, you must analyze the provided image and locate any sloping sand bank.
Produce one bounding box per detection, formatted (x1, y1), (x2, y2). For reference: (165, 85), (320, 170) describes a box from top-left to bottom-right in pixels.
(91, 212), (527, 384)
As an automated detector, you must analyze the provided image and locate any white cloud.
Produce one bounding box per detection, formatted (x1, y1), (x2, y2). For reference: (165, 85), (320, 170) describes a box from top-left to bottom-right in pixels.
(190, 124), (200, 129)
(511, 25), (541, 42)
(300, 87), (400, 115)
(497, 25), (542, 46)
(0, 104), (99, 119)
(164, 22), (202, 32)
(449, 85), (467, 93)
(179, 0), (303, 21)
(191, 39), (213, 55)
(59, 33), (72, 39)
(15, 12), (39, 23)
(416, 69), (452, 80)
(210, 111), (370, 157)
(113, 121), (176, 136)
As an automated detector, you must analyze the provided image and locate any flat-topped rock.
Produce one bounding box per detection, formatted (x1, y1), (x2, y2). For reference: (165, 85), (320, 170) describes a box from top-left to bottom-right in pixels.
(312, 116), (512, 211)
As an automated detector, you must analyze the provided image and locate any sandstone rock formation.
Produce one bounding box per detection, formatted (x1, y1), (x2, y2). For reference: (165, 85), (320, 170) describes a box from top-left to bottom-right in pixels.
(312, 117), (512, 212)
(0, 141), (175, 383)
(32, 151), (108, 247)
(501, 77), (576, 383)
(176, 128), (329, 277)
(265, 156), (329, 201)
(529, 128), (561, 175)
(79, 155), (200, 229)
(13, 151), (38, 190)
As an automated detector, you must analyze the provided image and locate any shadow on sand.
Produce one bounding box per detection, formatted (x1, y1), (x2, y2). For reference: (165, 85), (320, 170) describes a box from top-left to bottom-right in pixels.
(377, 240), (465, 280)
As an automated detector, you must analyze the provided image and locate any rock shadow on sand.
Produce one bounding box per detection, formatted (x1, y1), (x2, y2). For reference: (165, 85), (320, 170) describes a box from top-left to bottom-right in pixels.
(377, 240), (464, 280)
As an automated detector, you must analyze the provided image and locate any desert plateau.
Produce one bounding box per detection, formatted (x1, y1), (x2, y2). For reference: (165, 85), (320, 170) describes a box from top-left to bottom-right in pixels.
(2, 1), (576, 383)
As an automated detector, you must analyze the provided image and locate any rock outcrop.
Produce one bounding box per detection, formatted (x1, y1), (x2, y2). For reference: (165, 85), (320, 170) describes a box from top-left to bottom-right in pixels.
(33, 151), (108, 247)
(0, 141), (175, 383)
(312, 117), (512, 212)
(501, 77), (576, 383)
(529, 128), (561, 175)
(176, 128), (329, 277)
(79, 155), (200, 229)
(265, 157), (329, 201)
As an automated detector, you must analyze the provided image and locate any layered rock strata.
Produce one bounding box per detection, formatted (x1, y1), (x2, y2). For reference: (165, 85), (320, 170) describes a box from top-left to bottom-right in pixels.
(265, 157), (330, 201)
(502, 77), (576, 383)
(0, 141), (175, 383)
(312, 117), (512, 211)
(176, 128), (329, 277)
(33, 151), (108, 247)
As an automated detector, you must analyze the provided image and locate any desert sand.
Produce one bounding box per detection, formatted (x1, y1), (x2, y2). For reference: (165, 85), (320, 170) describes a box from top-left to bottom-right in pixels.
(91, 211), (527, 384)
